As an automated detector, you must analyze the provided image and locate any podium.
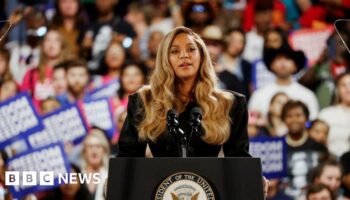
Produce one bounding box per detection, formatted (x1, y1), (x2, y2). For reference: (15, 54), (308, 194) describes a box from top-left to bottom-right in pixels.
(107, 158), (264, 200)
(106, 157), (264, 200)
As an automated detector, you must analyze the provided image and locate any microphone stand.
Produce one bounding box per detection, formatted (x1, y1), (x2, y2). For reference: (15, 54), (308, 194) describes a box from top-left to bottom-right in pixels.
(178, 129), (187, 158)
(167, 106), (203, 158)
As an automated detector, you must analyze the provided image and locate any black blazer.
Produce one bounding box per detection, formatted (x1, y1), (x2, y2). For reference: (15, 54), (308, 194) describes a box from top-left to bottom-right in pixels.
(117, 91), (251, 157)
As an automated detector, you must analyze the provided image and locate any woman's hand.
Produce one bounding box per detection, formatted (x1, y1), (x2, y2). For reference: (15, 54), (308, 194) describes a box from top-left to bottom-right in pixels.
(262, 176), (270, 199)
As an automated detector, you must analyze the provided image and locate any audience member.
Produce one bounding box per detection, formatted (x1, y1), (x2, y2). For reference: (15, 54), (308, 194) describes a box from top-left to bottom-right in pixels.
(311, 158), (343, 198)
(21, 28), (70, 110)
(57, 59), (90, 106)
(249, 47), (319, 119)
(81, 129), (110, 200)
(306, 184), (334, 200)
(308, 119), (330, 146)
(51, 0), (87, 57)
(281, 100), (328, 198)
(218, 28), (252, 99)
(319, 72), (350, 157)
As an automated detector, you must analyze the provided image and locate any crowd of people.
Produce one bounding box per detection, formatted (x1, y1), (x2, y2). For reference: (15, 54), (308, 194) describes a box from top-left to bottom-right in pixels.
(0, 0), (350, 199)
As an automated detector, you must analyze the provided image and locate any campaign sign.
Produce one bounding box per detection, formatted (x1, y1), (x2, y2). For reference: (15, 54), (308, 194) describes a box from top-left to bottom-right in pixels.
(27, 104), (88, 148)
(288, 26), (333, 66)
(82, 98), (116, 139)
(251, 60), (276, 90)
(6, 139), (30, 156)
(6, 143), (71, 199)
(249, 137), (287, 179)
(88, 79), (120, 100)
(0, 93), (43, 149)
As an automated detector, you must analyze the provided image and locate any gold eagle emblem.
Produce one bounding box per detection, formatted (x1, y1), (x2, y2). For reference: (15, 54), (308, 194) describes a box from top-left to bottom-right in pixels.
(171, 192), (199, 200)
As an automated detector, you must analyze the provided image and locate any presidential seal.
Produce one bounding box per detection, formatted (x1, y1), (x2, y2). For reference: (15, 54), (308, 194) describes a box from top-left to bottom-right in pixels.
(154, 172), (216, 200)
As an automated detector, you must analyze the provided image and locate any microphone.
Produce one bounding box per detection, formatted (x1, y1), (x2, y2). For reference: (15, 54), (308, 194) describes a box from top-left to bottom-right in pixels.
(166, 109), (187, 157)
(166, 109), (179, 138)
(190, 107), (203, 138)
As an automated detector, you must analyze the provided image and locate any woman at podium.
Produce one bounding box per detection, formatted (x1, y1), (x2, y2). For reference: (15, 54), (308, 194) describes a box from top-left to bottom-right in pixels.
(117, 26), (250, 158)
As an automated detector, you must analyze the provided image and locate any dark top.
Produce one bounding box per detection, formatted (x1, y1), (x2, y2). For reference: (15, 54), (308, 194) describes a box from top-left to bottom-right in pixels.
(118, 91), (251, 157)
(287, 137), (328, 154)
(285, 137), (328, 193)
(266, 192), (293, 200)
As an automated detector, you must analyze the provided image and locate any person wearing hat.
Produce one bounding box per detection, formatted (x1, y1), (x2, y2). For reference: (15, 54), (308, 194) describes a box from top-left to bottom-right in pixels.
(201, 26), (247, 98)
(201, 25), (224, 63)
(248, 47), (319, 120)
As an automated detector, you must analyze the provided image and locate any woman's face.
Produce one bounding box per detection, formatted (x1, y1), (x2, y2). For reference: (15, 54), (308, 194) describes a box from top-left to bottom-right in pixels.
(266, 31), (283, 49)
(105, 43), (125, 70)
(59, 0), (79, 18)
(0, 54), (8, 76)
(122, 65), (144, 94)
(319, 166), (342, 192)
(338, 75), (350, 105)
(283, 107), (307, 136)
(41, 99), (61, 115)
(227, 31), (245, 57)
(169, 33), (201, 82)
(269, 94), (289, 116)
(0, 81), (17, 102)
(52, 68), (67, 95)
(309, 122), (328, 145)
(84, 136), (105, 168)
(43, 31), (62, 60)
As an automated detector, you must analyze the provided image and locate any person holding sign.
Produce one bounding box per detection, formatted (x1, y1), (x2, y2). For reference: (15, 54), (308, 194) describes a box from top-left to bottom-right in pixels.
(117, 26), (269, 195)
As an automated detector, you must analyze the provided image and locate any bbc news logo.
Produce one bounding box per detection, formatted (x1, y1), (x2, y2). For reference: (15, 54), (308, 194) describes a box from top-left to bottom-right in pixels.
(5, 171), (102, 186)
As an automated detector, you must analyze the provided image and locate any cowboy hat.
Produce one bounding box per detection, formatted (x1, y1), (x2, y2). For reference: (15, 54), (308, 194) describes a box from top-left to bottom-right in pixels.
(263, 47), (307, 74)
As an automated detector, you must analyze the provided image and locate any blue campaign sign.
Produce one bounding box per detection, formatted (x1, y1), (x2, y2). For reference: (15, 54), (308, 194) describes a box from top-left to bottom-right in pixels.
(82, 98), (116, 139)
(26, 103), (88, 148)
(251, 59), (276, 91)
(88, 79), (120, 100)
(6, 143), (71, 199)
(249, 136), (287, 179)
(0, 93), (44, 149)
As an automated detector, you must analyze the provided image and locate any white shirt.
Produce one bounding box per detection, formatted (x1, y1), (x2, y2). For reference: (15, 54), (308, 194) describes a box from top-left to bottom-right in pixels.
(81, 167), (108, 200)
(242, 29), (264, 63)
(248, 81), (319, 120)
(319, 105), (350, 157)
(95, 168), (108, 200)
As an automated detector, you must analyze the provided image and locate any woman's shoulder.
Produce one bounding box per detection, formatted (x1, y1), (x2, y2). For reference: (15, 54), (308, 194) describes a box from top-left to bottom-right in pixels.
(214, 90), (247, 115)
(215, 89), (246, 104)
(127, 86), (152, 113)
(319, 105), (341, 118)
(129, 85), (151, 102)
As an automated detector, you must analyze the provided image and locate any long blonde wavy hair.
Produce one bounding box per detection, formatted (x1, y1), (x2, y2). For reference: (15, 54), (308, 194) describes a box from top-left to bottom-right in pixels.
(81, 129), (110, 171)
(138, 26), (234, 145)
